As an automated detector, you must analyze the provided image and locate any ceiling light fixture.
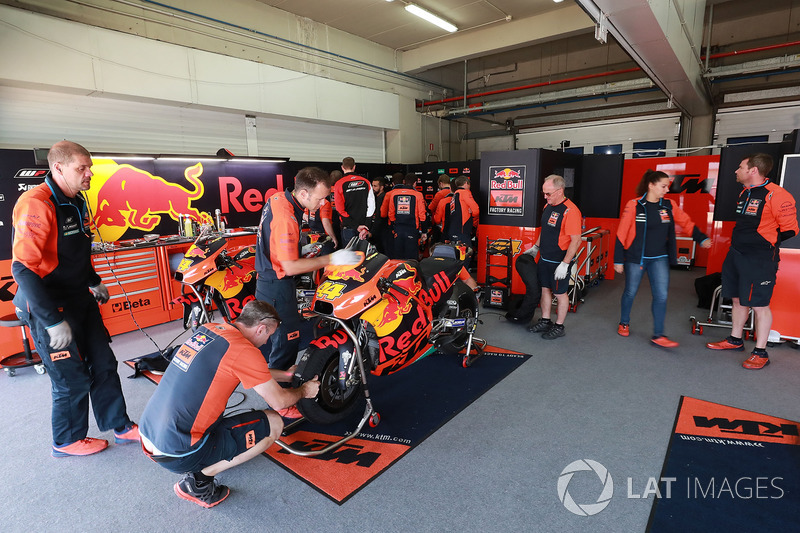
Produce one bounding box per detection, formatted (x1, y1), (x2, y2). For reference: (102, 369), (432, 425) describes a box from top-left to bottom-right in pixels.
(553, 0), (565, 3)
(405, 4), (457, 33)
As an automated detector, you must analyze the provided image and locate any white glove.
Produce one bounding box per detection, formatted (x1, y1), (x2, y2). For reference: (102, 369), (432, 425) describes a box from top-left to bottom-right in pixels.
(523, 244), (539, 257)
(554, 261), (570, 280)
(89, 283), (109, 304)
(329, 250), (361, 266)
(47, 321), (73, 350)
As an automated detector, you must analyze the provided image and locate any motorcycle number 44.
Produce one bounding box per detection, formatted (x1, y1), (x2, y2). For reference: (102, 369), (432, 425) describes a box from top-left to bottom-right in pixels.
(316, 280), (347, 301)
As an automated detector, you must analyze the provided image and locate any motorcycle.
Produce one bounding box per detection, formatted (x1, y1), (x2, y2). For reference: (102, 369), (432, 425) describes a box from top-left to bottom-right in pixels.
(171, 229), (332, 329)
(172, 230), (258, 329)
(280, 238), (485, 456)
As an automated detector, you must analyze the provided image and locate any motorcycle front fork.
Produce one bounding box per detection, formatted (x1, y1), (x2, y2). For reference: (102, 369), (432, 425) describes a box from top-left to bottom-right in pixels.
(274, 316), (378, 457)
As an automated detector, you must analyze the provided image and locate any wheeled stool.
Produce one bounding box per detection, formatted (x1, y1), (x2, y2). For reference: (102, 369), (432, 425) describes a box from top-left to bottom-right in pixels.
(0, 313), (45, 377)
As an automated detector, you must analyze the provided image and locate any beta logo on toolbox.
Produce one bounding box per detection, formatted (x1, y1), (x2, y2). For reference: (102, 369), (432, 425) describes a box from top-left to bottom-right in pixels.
(488, 165), (525, 216)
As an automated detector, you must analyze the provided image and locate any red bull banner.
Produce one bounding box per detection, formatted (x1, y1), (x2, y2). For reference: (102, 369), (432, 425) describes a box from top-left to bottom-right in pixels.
(488, 165), (526, 216)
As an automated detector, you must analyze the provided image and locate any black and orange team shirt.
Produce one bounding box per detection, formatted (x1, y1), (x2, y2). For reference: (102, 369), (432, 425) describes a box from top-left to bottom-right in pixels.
(256, 190), (304, 281)
(139, 322), (273, 455)
(305, 198), (332, 234)
(539, 198), (582, 263)
(381, 185), (427, 229)
(428, 188), (452, 217)
(732, 180), (798, 260)
(333, 173), (375, 229)
(436, 188), (480, 237)
(11, 177), (102, 327)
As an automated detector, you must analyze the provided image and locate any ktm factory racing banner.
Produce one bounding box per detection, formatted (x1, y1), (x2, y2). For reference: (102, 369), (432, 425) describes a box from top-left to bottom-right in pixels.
(488, 165), (526, 216)
(0, 149), (285, 258)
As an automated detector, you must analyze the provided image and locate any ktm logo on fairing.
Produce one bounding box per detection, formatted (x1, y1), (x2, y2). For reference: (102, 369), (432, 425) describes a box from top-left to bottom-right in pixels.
(276, 439), (379, 467)
(693, 416), (800, 438)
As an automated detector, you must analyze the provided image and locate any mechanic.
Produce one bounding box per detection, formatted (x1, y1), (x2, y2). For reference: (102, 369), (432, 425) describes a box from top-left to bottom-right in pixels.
(255, 166), (360, 376)
(11, 140), (139, 457)
(706, 153), (798, 369)
(333, 157), (374, 244)
(139, 300), (321, 508)
(435, 175), (479, 246)
(381, 172), (428, 260)
(527, 175), (582, 340)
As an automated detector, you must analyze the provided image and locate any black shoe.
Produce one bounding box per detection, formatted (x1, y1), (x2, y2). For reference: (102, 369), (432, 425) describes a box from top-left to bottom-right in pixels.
(527, 318), (553, 333)
(542, 324), (565, 340)
(174, 473), (230, 508)
(505, 313), (530, 323)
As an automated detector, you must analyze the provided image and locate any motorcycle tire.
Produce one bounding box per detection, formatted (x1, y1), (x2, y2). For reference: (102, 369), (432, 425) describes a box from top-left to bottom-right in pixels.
(293, 344), (366, 425)
(437, 283), (477, 355)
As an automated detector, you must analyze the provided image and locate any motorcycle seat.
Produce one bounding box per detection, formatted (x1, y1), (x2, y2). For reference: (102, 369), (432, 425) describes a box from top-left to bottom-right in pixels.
(419, 255), (464, 295)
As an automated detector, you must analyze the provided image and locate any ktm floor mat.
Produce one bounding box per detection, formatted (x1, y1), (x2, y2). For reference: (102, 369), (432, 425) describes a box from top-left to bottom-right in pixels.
(265, 346), (530, 504)
(647, 396), (800, 531)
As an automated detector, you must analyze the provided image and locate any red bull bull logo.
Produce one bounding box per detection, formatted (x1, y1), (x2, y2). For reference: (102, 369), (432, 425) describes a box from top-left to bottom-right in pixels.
(89, 160), (210, 241)
(489, 165), (525, 216)
(493, 168), (522, 180)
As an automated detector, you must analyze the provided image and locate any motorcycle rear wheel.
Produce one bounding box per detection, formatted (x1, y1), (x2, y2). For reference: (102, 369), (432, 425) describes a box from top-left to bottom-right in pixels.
(293, 344), (366, 425)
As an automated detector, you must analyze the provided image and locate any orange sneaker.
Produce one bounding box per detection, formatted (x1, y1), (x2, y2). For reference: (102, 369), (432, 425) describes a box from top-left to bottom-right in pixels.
(651, 336), (679, 348)
(52, 437), (108, 457)
(706, 337), (744, 351)
(617, 324), (630, 337)
(742, 352), (770, 370)
(114, 423), (140, 444)
(276, 406), (303, 419)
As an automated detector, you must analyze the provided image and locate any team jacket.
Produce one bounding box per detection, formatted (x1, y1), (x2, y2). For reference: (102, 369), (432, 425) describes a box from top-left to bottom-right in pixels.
(305, 199), (332, 234)
(381, 185), (427, 230)
(428, 188), (451, 217)
(11, 175), (102, 328)
(432, 191), (454, 226)
(540, 198), (582, 263)
(333, 172), (375, 229)
(139, 323), (273, 455)
(256, 190), (303, 280)
(614, 197), (708, 266)
(731, 180), (798, 260)
(436, 188), (479, 240)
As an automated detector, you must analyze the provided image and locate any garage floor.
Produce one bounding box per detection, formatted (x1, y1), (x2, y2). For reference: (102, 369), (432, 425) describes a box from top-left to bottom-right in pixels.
(2, 268), (798, 532)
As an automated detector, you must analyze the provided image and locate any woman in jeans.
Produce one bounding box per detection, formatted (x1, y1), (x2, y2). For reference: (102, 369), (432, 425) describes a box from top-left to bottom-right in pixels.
(614, 170), (711, 348)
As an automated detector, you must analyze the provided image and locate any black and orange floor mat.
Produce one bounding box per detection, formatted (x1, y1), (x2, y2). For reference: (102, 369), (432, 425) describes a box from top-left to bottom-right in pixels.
(265, 346), (530, 504)
(647, 396), (800, 531)
(123, 356), (163, 385)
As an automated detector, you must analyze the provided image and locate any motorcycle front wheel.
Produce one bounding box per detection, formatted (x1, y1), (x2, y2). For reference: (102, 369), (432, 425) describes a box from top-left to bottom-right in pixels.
(293, 344), (366, 425)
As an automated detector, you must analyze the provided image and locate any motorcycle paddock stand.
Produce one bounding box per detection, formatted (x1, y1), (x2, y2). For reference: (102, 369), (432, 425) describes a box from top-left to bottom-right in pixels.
(462, 334), (487, 368)
(274, 317), (380, 457)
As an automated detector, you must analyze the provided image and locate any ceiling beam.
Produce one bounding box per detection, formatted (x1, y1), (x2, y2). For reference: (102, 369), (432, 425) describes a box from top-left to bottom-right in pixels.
(401, 4), (594, 74)
(575, 0), (712, 117)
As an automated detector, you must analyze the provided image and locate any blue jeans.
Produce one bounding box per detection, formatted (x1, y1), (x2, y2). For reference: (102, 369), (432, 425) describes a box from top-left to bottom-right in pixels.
(620, 257), (670, 337)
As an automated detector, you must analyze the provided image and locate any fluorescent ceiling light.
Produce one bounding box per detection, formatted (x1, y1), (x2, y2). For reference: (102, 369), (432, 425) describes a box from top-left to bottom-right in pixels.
(553, 0), (565, 3)
(405, 4), (457, 33)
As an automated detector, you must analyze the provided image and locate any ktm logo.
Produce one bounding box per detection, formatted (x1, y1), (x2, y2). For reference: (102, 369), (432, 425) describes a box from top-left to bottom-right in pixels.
(693, 416), (800, 438)
(669, 174), (711, 194)
(276, 438), (379, 467)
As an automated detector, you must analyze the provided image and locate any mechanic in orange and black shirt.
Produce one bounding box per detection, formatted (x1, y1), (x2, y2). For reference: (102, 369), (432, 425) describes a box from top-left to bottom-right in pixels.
(428, 174), (452, 244)
(381, 172), (428, 260)
(140, 301), (320, 508)
(256, 167), (360, 373)
(435, 175), (478, 245)
(527, 175), (582, 340)
(706, 153), (798, 369)
(333, 157), (375, 244)
(11, 140), (139, 458)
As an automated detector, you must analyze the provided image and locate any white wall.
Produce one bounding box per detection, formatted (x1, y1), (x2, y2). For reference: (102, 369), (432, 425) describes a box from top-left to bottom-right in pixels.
(715, 102), (800, 150)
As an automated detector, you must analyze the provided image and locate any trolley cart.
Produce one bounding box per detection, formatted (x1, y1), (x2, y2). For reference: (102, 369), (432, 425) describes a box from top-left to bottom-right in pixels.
(579, 227), (609, 286)
(483, 238), (514, 309)
(565, 246), (587, 313)
(689, 285), (755, 338)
